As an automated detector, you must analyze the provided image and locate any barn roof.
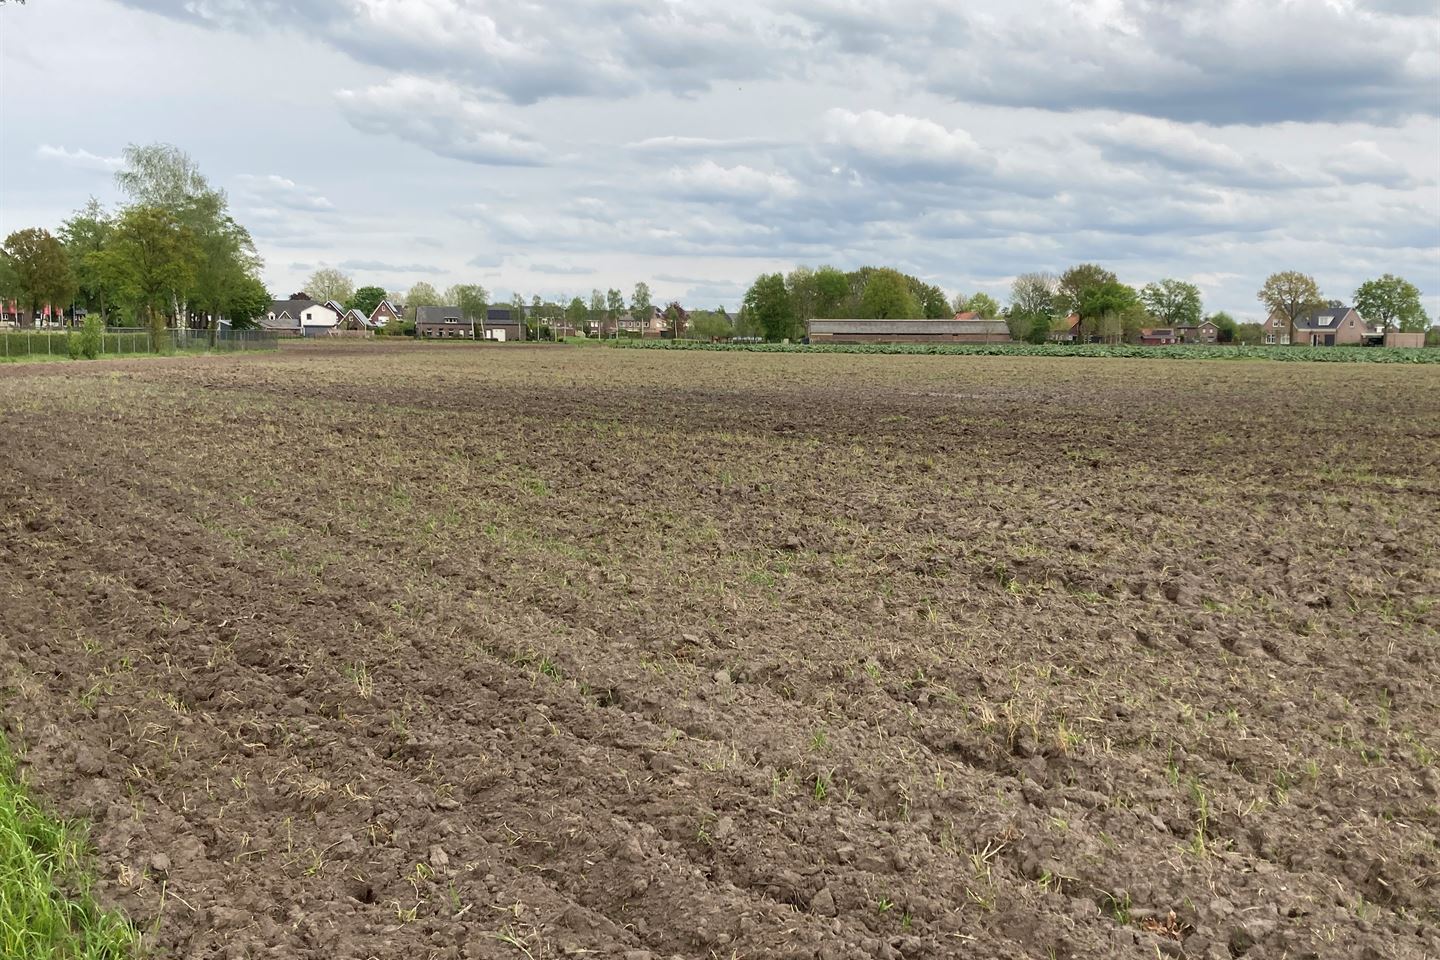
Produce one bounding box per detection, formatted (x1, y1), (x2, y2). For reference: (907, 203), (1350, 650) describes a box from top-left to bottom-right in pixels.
(809, 318), (1010, 336)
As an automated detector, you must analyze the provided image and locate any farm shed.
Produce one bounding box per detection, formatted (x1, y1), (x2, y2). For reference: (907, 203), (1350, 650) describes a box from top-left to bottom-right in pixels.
(808, 317), (1012, 343)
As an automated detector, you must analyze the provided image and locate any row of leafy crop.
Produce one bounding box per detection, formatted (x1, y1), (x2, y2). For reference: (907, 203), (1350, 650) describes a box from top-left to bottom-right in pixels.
(611, 339), (1440, 363)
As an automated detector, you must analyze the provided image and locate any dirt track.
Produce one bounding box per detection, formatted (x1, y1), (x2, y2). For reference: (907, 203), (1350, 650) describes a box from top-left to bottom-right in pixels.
(2, 343), (1437, 959)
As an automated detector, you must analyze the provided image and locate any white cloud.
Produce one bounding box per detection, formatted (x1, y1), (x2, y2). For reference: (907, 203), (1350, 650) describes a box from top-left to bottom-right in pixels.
(661, 161), (799, 201)
(235, 174), (335, 211)
(35, 144), (122, 172)
(821, 109), (995, 180)
(336, 76), (548, 166)
(1082, 116), (1308, 188)
(1322, 141), (1416, 189)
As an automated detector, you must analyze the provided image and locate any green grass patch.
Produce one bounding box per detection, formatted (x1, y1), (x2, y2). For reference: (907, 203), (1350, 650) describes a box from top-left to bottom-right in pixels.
(0, 732), (140, 959)
(610, 339), (1440, 363)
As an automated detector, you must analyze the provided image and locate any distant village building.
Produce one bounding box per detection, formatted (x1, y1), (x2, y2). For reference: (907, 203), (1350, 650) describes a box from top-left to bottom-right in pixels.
(808, 317), (1012, 344)
(415, 305), (474, 338)
(1262, 306), (1373, 346)
(261, 298), (341, 337)
(483, 306), (524, 342)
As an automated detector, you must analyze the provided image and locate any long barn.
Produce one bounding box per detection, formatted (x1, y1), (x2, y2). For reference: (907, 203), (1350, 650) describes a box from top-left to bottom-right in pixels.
(808, 317), (1012, 343)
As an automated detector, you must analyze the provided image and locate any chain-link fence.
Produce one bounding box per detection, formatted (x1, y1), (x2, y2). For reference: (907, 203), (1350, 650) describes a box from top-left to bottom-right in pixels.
(0, 327), (281, 360)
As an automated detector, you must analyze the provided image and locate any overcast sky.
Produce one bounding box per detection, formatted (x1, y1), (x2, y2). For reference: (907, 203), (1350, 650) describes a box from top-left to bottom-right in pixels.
(2, 0), (1438, 318)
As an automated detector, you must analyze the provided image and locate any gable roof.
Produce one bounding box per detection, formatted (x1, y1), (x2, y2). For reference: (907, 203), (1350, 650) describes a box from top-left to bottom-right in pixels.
(269, 298), (316, 318)
(300, 302), (340, 324)
(416, 305), (471, 325)
(810, 318), (1010, 336)
(342, 308), (374, 326)
(1293, 306), (1361, 331)
(369, 299), (401, 320)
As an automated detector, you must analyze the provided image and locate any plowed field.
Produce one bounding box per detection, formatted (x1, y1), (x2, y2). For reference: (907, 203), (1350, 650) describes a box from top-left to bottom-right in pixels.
(2, 343), (1437, 960)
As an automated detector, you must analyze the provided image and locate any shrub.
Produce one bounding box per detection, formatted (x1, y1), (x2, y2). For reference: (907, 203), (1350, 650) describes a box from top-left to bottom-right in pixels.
(80, 315), (104, 359)
(67, 332), (84, 359)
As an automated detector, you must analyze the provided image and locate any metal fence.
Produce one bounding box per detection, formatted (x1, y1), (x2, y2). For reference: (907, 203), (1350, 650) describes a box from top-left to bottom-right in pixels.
(0, 327), (281, 360)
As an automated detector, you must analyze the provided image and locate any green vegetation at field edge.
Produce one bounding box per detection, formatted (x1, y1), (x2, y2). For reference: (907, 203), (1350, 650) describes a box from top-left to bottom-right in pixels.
(610, 339), (1440, 363)
(0, 732), (139, 960)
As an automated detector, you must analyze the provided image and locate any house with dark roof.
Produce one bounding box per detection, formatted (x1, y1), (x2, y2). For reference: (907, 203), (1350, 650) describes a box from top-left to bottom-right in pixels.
(484, 306), (524, 341)
(260, 298), (342, 336)
(416, 305), (474, 338)
(1138, 327), (1178, 345)
(1174, 319), (1220, 343)
(1262, 306), (1371, 346)
(369, 299), (403, 329)
(338, 308), (378, 332)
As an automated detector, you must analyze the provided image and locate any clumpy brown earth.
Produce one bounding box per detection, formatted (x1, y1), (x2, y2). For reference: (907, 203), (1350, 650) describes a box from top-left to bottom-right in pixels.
(1, 343), (1437, 960)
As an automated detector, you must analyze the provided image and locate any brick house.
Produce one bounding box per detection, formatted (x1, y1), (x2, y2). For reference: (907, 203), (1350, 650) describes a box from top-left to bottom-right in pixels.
(1175, 319), (1220, 343)
(483, 306), (524, 342)
(1138, 327), (1178, 345)
(369, 300), (403, 328)
(415, 305), (474, 338)
(1262, 306), (1367, 346)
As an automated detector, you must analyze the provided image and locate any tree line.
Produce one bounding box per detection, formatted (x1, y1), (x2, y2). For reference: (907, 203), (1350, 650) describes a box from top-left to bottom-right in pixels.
(0, 143), (268, 346)
(736, 265), (1434, 345)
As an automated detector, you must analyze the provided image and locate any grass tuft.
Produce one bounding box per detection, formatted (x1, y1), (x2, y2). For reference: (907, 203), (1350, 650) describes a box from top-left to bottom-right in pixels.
(0, 732), (140, 959)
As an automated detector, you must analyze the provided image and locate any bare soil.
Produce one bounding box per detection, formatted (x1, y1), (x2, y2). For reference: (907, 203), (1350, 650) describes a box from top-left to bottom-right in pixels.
(2, 343), (1437, 959)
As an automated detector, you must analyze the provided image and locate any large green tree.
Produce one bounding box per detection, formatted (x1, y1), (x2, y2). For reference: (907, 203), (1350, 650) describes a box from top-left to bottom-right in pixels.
(1, 228), (74, 327)
(59, 198), (115, 321)
(814, 266), (849, 318)
(1008, 272), (1057, 342)
(115, 142), (258, 330)
(406, 282), (441, 321)
(859, 268), (921, 319)
(1354, 274), (1426, 332)
(445, 284), (489, 326)
(347, 285), (388, 316)
(1207, 311), (1238, 343)
(306, 268), (354, 305)
(786, 267), (818, 324)
(564, 296), (586, 334)
(188, 192), (264, 338)
(1140, 279), (1203, 327)
(605, 288), (624, 337)
(913, 280), (949, 319)
(630, 282), (653, 336)
(662, 300), (688, 338)
(115, 143), (214, 212)
(1057, 263), (1118, 340)
(961, 292), (1001, 318)
(1257, 271), (1323, 343)
(97, 206), (198, 346)
(1078, 279), (1142, 344)
(741, 273), (796, 340)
